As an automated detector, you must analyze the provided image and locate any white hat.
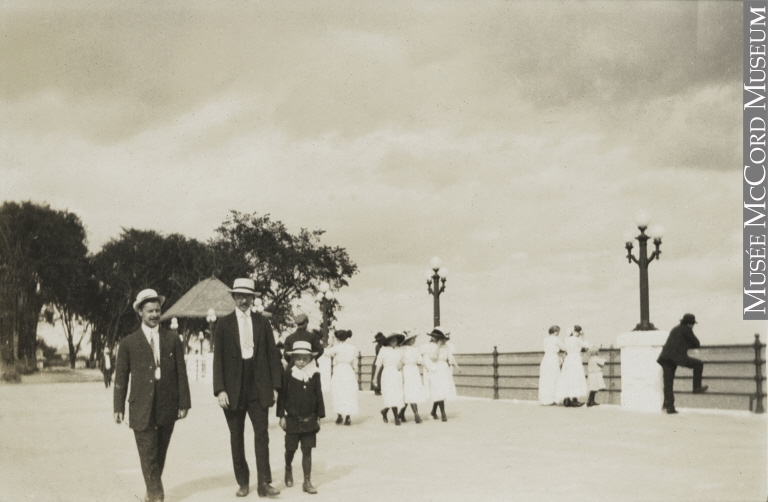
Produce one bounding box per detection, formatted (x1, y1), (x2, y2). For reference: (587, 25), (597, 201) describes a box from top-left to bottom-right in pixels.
(133, 289), (166, 313)
(228, 278), (261, 296)
(285, 340), (317, 356)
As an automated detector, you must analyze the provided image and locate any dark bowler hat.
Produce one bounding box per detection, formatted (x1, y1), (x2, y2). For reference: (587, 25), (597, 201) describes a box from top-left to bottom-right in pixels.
(681, 313), (697, 325)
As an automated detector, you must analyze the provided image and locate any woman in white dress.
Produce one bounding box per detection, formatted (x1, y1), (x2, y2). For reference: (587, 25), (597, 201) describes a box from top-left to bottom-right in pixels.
(422, 327), (458, 422)
(324, 329), (359, 425)
(554, 325), (591, 407)
(374, 332), (405, 425)
(398, 333), (427, 423)
(538, 325), (566, 405)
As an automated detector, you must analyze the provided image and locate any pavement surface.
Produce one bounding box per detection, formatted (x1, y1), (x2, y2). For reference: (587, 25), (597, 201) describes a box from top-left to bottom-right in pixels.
(0, 378), (764, 502)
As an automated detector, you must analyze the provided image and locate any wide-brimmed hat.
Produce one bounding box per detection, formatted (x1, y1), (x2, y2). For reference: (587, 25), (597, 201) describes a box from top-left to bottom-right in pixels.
(133, 289), (166, 313)
(294, 312), (309, 326)
(285, 340), (318, 356)
(402, 333), (419, 345)
(335, 329), (352, 341)
(680, 313), (697, 324)
(373, 332), (386, 343)
(427, 327), (450, 340)
(385, 332), (406, 345)
(228, 278), (261, 296)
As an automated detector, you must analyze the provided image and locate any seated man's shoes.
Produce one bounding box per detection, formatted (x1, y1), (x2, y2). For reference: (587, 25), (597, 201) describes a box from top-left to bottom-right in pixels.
(236, 485), (250, 497)
(692, 385), (709, 394)
(257, 483), (280, 498)
(285, 465), (293, 487)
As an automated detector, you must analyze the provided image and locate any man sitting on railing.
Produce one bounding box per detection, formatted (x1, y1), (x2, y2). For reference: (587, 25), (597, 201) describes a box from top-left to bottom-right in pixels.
(657, 313), (708, 414)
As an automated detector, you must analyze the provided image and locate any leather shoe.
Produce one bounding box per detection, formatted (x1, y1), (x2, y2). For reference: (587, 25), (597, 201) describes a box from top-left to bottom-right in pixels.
(665, 406), (678, 414)
(285, 465), (293, 487)
(257, 483), (280, 498)
(335, 415), (343, 424)
(692, 385), (709, 394)
(236, 485), (249, 497)
(344, 415), (351, 426)
(303, 478), (318, 494)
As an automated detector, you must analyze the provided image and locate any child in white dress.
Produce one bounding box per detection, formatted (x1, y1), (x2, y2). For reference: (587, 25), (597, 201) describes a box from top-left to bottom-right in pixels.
(538, 325), (565, 405)
(324, 330), (359, 425)
(422, 327), (458, 422)
(398, 333), (427, 423)
(374, 332), (405, 425)
(586, 345), (606, 407)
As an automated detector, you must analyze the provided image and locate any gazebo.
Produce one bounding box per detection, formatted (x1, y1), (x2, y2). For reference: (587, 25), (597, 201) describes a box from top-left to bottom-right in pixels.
(160, 276), (236, 322)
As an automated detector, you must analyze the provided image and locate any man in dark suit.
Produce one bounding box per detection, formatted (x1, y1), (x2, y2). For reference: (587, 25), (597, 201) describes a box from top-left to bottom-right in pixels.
(213, 278), (283, 498)
(657, 313), (709, 414)
(114, 289), (191, 502)
(282, 313), (324, 368)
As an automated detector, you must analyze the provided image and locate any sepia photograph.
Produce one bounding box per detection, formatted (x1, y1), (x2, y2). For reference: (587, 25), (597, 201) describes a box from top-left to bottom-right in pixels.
(0, 1), (765, 501)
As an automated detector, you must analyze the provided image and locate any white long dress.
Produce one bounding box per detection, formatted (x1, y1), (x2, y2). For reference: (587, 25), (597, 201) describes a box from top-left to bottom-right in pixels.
(401, 345), (427, 404)
(554, 336), (590, 401)
(325, 341), (359, 416)
(375, 346), (404, 408)
(422, 342), (457, 402)
(538, 335), (565, 405)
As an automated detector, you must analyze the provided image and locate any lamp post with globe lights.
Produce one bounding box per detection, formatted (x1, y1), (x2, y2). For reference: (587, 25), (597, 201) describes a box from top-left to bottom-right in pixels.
(426, 257), (448, 327)
(206, 309), (217, 351)
(625, 212), (664, 331)
(316, 281), (335, 347)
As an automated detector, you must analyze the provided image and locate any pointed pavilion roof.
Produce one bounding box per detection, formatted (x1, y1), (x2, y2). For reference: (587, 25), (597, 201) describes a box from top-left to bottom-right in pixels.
(160, 276), (236, 321)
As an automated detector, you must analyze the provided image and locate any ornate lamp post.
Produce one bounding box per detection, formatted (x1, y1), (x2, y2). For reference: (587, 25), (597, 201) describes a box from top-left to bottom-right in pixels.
(206, 309), (217, 351)
(315, 281), (334, 347)
(425, 256), (448, 327)
(625, 212), (664, 331)
(198, 331), (205, 354)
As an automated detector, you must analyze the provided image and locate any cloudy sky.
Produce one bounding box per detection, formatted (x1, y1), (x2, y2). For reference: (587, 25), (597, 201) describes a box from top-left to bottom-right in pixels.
(1, 1), (758, 353)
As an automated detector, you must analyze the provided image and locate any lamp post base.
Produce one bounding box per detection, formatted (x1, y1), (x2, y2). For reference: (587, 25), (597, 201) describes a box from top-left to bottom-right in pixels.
(633, 321), (657, 331)
(617, 330), (669, 412)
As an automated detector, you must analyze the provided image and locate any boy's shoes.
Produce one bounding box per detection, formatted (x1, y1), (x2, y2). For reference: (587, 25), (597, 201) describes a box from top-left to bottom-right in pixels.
(692, 385), (709, 394)
(235, 485), (249, 497)
(257, 483), (280, 497)
(335, 415), (343, 424)
(303, 477), (318, 494)
(344, 416), (351, 426)
(285, 466), (293, 487)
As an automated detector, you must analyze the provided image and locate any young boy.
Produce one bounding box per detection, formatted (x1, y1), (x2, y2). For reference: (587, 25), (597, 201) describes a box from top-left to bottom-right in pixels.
(277, 340), (325, 494)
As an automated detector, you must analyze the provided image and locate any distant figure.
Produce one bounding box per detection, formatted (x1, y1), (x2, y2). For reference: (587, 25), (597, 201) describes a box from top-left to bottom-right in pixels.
(554, 325), (590, 407)
(324, 329), (359, 425)
(212, 278), (283, 498)
(657, 313), (708, 414)
(375, 332), (406, 425)
(102, 347), (115, 389)
(283, 313), (325, 369)
(398, 333), (427, 423)
(586, 346), (606, 407)
(113, 289), (191, 502)
(538, 325), (565, 405)
(422, 327), (458, 422)
(370, 332), (386, 395)
(277, 340), (325, 494)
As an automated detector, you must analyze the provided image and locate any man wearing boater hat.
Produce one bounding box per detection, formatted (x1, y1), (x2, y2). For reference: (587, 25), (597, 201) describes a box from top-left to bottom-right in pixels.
(213, 278), (283, 498)
(114, 289), (191, 502)
(657, 313), (708, 414)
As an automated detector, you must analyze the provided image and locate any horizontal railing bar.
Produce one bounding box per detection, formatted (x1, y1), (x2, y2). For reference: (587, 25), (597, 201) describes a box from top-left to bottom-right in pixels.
(673, 375), (766, 381)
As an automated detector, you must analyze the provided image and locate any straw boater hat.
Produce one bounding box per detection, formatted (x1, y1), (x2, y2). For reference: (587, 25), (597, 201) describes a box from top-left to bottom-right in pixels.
(335, 329), (352, 341)
(427, 327), (450, 340)
(385, 332), (406, 345)
(133, 289), (165, 313)
(228, 278), (261, 296)
(285, 340), (318, 356)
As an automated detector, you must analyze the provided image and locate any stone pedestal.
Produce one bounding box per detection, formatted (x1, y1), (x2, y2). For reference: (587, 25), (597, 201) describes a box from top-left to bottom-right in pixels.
(617, 330), (669, 412)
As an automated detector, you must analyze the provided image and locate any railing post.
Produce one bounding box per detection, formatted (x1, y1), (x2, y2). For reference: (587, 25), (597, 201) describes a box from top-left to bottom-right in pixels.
(492, 346), (499, 400)
(357, 351), (363, 391)
(754, 334), (764, 414)
(608, 344), (616, 405)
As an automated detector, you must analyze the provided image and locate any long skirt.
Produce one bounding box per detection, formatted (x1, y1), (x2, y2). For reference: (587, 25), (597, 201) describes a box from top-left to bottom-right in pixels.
(555, 353), (587, 400)
(587, 371), (606, 392)
(380, 366), (405, 408)
(538, 353), (561, 405)
(331, 364), (359, 415)
(318, 355), (332, 393)
(427, 362), (456, 402)
(402, 364), (426, 404)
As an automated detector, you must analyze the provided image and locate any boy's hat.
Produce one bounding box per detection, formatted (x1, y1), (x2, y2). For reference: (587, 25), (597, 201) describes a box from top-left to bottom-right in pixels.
(285, 340), (317, 356)
(427, 327), (450, 340)
(385, 332), (406, 345)
(133, 289), (165, 313)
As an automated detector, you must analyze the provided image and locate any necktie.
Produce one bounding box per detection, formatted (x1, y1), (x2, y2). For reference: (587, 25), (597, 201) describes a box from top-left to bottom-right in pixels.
(150, 332), (161, 381)
(240, 313), (253, 354)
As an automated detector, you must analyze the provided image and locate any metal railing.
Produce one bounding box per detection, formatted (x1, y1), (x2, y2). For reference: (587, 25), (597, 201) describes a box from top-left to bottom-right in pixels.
(354, 334), (766, 413)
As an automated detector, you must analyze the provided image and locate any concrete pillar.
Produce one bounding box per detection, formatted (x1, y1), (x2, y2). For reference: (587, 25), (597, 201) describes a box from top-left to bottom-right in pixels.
(617, 330), (669, 412)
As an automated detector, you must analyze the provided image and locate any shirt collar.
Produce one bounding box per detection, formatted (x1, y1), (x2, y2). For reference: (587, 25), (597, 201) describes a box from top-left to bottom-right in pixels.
(237, 308), (250, 320)
(141, 324), (158, 338)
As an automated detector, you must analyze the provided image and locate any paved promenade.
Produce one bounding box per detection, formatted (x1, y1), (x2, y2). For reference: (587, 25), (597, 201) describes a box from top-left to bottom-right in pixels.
(0, 378), (764, 502)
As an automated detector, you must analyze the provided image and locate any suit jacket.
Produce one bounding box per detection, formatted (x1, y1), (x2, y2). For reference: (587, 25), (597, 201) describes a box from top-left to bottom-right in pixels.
(213, 310), (283, 410)
(283, 328), (325, 367)
(658, 323), (701, 365)
(276, 370), (325, 434)
(113, 327), (191, 431)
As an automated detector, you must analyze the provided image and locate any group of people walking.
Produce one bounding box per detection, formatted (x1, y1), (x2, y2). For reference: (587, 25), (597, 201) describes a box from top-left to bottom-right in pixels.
(372, 327), (459, 425)
(538, 325), (605, 407)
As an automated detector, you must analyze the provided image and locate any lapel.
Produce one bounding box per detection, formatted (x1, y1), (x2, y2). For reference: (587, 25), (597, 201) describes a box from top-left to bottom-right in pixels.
(251, 312), (261, 357)
(228, 312), (242, 354)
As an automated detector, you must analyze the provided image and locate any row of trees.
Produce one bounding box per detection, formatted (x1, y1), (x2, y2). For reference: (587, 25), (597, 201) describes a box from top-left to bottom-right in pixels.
(0, 202), (357, 377)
